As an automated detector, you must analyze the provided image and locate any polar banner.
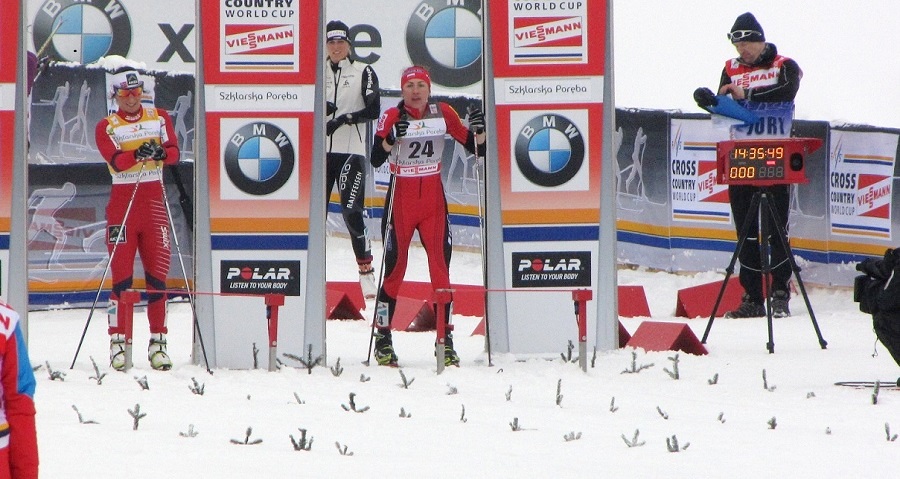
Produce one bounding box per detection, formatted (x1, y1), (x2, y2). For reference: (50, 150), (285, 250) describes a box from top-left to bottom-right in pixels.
(485, 0), (607, 355)
(199, 0), (319, 369)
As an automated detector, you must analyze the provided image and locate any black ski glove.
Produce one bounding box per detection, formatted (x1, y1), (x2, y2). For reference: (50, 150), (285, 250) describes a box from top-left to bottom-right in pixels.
(326, 101), (337, 116)
(150, 140), (167, 160)
(326, 115), (348, 136)
(385, 118), (409, 146)
(693, 87), (718, 108)
(136, 142), (154, 160)
(469, 108), (485, 134)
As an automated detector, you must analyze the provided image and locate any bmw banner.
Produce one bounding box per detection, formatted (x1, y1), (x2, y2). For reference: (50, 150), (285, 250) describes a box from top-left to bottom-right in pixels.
(199, 0), (320, 368)
(485, 0), (608, 355)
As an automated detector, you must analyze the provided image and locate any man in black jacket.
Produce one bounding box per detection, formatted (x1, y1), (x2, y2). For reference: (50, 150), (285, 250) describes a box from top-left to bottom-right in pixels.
(717, 12), (802, 318)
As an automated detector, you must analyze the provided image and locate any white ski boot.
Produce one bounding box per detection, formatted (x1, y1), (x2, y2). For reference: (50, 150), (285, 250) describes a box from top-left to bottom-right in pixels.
(148, 333), (173, 371)
(360, 268), (377, 300)
(110, 333), (126, 371)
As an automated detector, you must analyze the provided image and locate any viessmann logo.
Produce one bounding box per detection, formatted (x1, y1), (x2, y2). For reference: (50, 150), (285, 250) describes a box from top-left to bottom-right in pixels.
(34, 0), (133, 63)
(512, 251), (590, 287)
(406, 0), (482, 88)
(513, 16), (583, 48)
(224, 24), (294, 55)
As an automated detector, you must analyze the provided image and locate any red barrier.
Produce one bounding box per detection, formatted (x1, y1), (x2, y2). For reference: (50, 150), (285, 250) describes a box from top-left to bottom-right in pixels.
(675, 277), (743, 319)
(618, 285), (651, 317)
(389, 296), (436, 332)
(625, 321), (708, 355)
(326, 290), (364, 320)
(326, 281), (366, 312)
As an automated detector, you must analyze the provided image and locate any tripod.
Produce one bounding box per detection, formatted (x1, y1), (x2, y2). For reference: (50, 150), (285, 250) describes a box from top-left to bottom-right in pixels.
(701, 187), (828, 353)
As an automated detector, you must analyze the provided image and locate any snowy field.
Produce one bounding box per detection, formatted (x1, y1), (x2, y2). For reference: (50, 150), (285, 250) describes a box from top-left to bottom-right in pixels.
(22, 2), (900, 477)
(27, 238), (900, 478)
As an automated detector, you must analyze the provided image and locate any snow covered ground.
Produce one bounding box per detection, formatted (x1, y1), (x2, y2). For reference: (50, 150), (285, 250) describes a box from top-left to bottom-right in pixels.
(23, 3), (900, 477)
(28, 238), (900, 478)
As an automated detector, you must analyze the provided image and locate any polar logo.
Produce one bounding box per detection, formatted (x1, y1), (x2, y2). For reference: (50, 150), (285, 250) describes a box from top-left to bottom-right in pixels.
(511, 251), (591, 288)
(517, 258), (582, 272)
(34, 0), (133, 63)
(225, 267), (292, 281)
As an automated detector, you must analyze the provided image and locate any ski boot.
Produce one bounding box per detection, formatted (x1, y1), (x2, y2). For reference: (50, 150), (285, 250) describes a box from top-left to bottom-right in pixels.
(110, 333), (126, 371)
(360, 268), (377, 300)
(443, 333), (460, 367)
(374, 330), (398, 367)
(148, 333), (173, 371)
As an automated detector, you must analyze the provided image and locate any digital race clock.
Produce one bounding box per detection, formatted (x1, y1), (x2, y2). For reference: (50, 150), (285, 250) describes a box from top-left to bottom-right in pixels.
(716, 138), (823, 186)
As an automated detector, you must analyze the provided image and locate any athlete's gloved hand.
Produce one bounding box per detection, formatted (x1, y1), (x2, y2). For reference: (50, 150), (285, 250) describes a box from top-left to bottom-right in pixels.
(136, 142), (154, 160)
(149, 140), (167, 160)
(385, 118), (408, 146)
(326, 115), (347, 136)
(326, 101), (337, 116)
(693, 87), (718, 108)
(469, 108), (485, 134)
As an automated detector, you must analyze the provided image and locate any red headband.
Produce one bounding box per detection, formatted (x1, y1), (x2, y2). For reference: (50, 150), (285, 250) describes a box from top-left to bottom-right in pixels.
(401, 66), (431, 88)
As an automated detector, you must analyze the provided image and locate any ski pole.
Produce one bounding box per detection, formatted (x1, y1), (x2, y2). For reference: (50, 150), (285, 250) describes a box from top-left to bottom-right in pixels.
(153, 154), (212, 374)
(468, 104), (492, 366)
(363, 172), (397, 366)
(363, 106), (407, 365)
(70, 160), (147, 369)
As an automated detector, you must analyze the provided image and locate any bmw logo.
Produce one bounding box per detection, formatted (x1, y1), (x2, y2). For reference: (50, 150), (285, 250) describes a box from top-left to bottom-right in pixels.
(224, 122), (295, 196)
(515, 114), (585, 187)
(406, 0), (482, 88)
(33, 0), (132, 64)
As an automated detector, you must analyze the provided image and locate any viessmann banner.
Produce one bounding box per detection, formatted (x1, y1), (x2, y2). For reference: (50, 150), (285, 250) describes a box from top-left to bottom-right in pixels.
(487, 0), (606, 354)
(200, 0), (318, 368)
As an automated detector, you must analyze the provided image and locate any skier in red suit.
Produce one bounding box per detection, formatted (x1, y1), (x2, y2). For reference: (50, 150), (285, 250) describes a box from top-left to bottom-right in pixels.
(369, 66), (486, 367)
(94, 67), (180, 371)
(0, 301), (39, 479)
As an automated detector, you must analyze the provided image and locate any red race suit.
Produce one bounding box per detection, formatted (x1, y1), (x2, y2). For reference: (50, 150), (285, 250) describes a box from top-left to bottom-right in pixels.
(371, 102), (480, 305)
(0, 301), (38, 479)
(95, 106), (180, 335)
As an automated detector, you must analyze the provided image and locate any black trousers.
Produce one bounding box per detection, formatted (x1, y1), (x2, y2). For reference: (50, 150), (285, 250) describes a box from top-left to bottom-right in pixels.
(326, 152), (372, 264)
(729, 184), (792, 303)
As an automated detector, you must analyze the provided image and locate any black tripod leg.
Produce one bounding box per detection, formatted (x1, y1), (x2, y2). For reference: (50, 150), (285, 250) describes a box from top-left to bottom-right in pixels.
(702, 191), (761, 344)
(759, 193), (775, 354)
(764, 194), (828, 349)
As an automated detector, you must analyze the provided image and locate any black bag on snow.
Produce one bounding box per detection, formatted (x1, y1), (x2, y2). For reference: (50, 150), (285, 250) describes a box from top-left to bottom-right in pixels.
(854, 248), (900, 368)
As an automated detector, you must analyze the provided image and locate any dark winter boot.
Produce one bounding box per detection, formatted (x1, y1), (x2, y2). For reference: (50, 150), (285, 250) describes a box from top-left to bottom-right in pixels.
(725, 294), (765, 318)
(771, 290), (791, 318)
